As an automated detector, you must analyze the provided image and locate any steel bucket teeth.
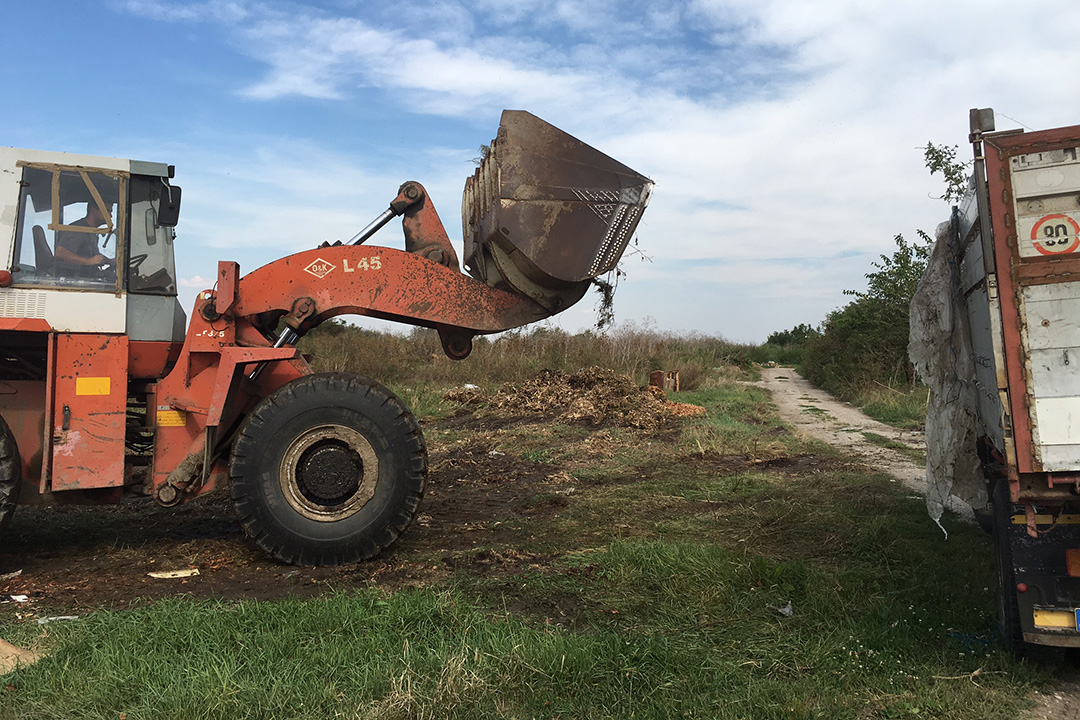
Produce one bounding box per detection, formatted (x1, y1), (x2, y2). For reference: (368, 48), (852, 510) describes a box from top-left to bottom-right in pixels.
(462, 111), (653, 310)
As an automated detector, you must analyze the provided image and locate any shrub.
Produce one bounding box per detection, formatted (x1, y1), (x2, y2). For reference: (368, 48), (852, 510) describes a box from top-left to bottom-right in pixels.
(802, 232), (930, 399)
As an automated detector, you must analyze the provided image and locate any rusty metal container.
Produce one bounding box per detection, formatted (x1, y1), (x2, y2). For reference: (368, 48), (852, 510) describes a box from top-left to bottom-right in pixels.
(912, 109), (1080, 653)
(462, 110), (653, 311)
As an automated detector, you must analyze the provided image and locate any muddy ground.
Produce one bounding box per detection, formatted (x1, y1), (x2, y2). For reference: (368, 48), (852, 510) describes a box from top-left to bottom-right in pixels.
(0, 423), (578, 612)
(0, 368), (688, 612)
(2, 367), (1078, 717)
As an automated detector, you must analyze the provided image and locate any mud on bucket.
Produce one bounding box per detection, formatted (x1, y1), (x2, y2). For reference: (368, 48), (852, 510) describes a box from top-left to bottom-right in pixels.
(462, 110), (653, 312)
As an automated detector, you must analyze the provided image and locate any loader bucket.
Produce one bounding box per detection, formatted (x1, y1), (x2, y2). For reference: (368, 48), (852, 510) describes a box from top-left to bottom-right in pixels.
(462, 110), (653, 312)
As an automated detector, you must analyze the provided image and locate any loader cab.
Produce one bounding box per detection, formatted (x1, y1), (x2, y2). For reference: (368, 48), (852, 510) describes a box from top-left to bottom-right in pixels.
(0, 148), (186, 341)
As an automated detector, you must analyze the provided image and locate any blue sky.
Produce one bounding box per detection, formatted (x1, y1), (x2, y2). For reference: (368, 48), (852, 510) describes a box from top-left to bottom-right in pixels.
(4, 0), (1080, 342)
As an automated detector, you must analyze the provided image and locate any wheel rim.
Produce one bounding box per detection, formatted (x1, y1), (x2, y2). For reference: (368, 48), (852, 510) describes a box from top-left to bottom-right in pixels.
(280, 424), (379, 522)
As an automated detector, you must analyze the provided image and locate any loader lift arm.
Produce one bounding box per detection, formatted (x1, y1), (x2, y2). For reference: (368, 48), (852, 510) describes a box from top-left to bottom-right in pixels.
(202, 181), (549, 361)
(234, 182), (552, 357)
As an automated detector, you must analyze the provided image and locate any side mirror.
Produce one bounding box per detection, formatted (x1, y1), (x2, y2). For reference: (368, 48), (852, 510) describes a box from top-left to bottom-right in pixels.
(158, 185), (182, 227)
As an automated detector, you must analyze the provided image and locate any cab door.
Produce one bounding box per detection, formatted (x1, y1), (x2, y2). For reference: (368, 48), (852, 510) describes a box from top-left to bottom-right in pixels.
(49, 333), (128, 490)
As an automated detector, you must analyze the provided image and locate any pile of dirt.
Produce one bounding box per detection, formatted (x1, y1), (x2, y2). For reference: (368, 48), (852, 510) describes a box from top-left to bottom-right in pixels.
(646, 385), (708, 419)
(445, 367), (705, 429)
(440, 385), (485, 407)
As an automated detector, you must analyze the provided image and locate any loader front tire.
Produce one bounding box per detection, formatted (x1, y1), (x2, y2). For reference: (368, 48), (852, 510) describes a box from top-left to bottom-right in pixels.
(229, 373), (426, 566)
(0, 415), (21, 536)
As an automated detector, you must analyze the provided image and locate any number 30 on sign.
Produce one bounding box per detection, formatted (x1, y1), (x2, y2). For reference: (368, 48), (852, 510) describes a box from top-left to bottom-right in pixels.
(1032, 214), (1080, 255)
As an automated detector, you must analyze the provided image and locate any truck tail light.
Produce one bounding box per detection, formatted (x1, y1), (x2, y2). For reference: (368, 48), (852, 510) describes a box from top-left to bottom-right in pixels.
(1068, 549), (1080, 577)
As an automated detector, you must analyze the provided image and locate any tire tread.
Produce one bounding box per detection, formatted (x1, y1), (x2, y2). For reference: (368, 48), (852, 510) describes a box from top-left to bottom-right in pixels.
(0, 415), (21, 535)
(229, 373), (425, 566)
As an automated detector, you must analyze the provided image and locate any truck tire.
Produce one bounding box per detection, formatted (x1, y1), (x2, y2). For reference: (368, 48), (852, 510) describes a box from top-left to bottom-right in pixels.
(991, 476), (1023, 654)
(229, 373), (426, 566)
(0, 415), (21, 536)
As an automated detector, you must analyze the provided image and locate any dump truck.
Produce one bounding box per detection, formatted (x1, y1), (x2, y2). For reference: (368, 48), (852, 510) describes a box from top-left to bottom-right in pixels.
(0, 111), (653, 566)
(912, 108), (1080, 654)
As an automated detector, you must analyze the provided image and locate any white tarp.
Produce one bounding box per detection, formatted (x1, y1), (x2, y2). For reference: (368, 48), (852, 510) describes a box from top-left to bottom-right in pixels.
(908, 220), (987, 527)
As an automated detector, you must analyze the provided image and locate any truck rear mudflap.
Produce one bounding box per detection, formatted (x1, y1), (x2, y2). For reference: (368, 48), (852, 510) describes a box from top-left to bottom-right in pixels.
(462, 110), (653, 312)
(1010, 524), (1080, 647)
(1003, 499), (1080, 647)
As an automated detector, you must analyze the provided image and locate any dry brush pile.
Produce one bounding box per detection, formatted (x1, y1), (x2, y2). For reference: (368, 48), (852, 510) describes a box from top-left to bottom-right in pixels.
(443, 367), (705, 429)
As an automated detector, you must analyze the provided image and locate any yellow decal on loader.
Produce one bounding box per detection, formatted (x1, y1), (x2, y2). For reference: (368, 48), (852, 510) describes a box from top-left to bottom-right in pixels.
(156, 409), (187, 427)
(75, 377), (111, 396)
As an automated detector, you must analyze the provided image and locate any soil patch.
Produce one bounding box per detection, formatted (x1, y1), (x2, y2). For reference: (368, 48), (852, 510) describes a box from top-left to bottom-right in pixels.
(688, 450), (859, 477)
(0, 369), (698, 616)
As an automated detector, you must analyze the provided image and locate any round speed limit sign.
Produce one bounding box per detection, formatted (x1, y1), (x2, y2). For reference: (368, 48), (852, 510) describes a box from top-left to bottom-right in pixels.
(1031, 214), (1080, 255)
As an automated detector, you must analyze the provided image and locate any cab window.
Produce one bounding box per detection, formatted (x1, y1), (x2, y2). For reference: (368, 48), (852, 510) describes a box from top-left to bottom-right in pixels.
(126, 175), (178, 296)
(13, 165), (124, 291)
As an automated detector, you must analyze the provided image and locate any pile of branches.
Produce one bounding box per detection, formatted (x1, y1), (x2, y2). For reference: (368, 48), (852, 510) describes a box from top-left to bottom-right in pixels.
(444, 367), (704, 429)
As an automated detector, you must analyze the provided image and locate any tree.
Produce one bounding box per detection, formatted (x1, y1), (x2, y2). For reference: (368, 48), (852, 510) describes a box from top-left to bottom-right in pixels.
(765, 323), (820, 347)
(799, 135), (967, 398)
(803, 230), (932, 396)
(922, 142), (969, 204)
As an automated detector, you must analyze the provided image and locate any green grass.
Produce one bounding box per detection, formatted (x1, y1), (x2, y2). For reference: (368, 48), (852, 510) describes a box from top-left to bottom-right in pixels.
(1, 527), (1050, 719)
(521, 448), (554, 463)
(800, 403), (832, 419)
(0, 374), (1063, 719)
(852, 385), (928, 430)
(863, 431), (927, 465)
(677, 382), (811, 460)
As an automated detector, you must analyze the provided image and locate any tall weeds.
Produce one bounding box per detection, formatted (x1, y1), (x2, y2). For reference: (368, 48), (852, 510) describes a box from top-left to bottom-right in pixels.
(298, 321), (752, 391)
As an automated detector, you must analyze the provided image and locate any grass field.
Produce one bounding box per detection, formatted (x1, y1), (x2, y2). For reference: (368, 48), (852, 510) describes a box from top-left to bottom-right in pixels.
(0, 329), (1067, 719)
(854, 384), (929, 431)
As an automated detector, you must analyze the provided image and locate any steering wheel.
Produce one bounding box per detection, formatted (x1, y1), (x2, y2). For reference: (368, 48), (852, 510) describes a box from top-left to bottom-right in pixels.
(129, 254), (148, 271)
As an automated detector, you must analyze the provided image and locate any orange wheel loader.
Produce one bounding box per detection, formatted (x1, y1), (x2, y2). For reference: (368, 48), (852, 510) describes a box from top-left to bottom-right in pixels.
(0, 111), (652, 566)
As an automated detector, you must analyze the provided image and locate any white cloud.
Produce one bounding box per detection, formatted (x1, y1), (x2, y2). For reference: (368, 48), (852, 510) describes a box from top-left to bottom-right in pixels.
(174, 138), (403, 252)
(239, 17), (392, 100)
(118, 0), (249, 23)
(235, 14), (606, 118)
(118, 0), (1080, 341)
(178, 275), (214, 288)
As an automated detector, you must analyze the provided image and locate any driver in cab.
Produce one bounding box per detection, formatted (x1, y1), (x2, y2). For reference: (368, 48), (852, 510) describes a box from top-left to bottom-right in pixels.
(54, 201), (115, 277)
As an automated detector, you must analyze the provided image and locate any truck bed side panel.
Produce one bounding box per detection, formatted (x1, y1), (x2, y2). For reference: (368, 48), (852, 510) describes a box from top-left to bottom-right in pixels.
(986, 128), (1080, 477)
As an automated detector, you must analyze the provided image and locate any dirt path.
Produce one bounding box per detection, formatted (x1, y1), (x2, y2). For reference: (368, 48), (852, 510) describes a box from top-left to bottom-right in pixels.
(757, 366), (1079, 718)
(755, 366), (973, 521)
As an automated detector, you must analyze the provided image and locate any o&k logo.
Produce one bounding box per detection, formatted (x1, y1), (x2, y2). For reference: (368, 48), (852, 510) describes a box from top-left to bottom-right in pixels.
(303, 258), (337, 278)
